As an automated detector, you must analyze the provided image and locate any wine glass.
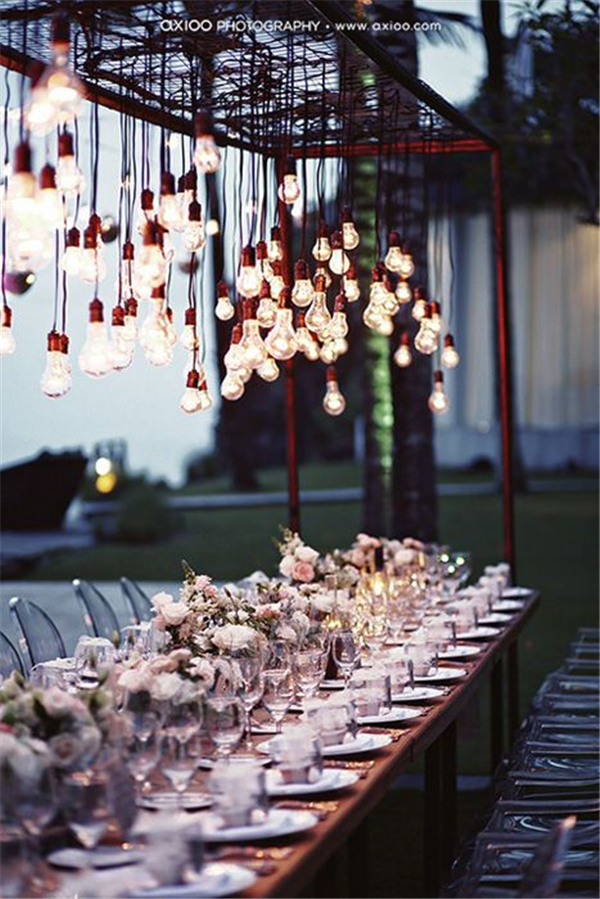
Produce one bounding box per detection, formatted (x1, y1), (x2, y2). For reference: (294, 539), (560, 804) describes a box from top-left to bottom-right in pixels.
(235, 656), (264, 748)
(125, 730), (161, 793)
(205, 696), (245, 759)
(63, 773), (111, 853)
(332, 629), (358, 687)
(10, 767), (57, 863)
(160, 737), (197, 804)
(163, 696), (203, 745)
(293, 648), (325, 705)
(262, 668), (295, 733)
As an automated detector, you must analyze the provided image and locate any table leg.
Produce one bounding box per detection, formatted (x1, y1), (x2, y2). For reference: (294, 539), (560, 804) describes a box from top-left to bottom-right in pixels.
(440, 721), (458, 875)
(424, 737), (443, 896)
(507, 640), (520, 737)
(347, 818), (369, 897)
(490, 656), (504, 771)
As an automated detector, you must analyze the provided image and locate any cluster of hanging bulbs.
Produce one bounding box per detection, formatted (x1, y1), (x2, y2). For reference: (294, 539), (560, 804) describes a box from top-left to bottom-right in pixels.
(362, 229), (460, 414)
(1, 17), (223, 414)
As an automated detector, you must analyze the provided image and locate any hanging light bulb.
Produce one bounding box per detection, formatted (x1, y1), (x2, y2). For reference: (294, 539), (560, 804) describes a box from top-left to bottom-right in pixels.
(239, 301), (268, 369)
(399, 246), (415, 279)
(215, 281), (235, 321)
(305, 275), (331, 335)
(343, 263), (360, 303)
(395, 278), (412, 304)
(0, 306), (16, 356)
(268, 261), (285, 300)
(135, 189), (155, 236)
(61, 227), (82, 276)
(329, 293), (349, 339)
(180, 370), (203, 414)
(193, 110), (222, 174)
(182, 200), (206, 252)
(319, 340), (339, 365)
(25, 62), (58, 136)
(32, 18), (83, 127)
(224, 323), (246, 372)
(79, 225), (107, 284)
(123, 297), (138, 341)
(314, 264), (332, 290)
(414, 308), (438, 355)
(374, 315), (394, 337)
(119, 241), (135, 301)
(265, 289), (298, 361)
(179, 168), (197, 224)
(197, 379), (212, 411)
(40, 330), (72, 397)
(140, 289), (173, 367)
(394, 333), (412, 368)
(164, 306), (178, 349)
(157, 172), (183, 232)
(257, 280), (277, 328)
(38, 164), (64, 229)
(381, 275), (400, 316)
(442, 334), (460, 369)
(341, 206), (360, 250)
(6, 142), (36, 224)
(221, 370), (245, 401)
(312, 221), (332, 262)
(135, 221), (166, 291)
(291, 260), (314, 308)
(295, 312), (318, 361)
(257, 355), (280, 382)
(323, 366), (346, 416)
(267, 226), (284, 262)
(384, 231), (403, 273)
(412, 287), (427, 321)
(329, 231), (350, 276)
(429, 301), (443, 335)
(78, 298), (113, 378)
(109, 305), (134, 371)
(6, 145), (51, 273)
(236, 246), (261, 298)
(277, 156), (301, 205)
(256, 241), (273, 282)
(334, 336), (349, 357)
(429, 370), (450, 414)
(56, 130), (85, 196)
(180, 307), (199, 351)
(176, 174), (187, 219)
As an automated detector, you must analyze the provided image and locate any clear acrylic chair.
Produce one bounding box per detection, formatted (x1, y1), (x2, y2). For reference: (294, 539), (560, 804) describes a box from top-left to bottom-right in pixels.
(120, 577), (153, 624)
(8, 596), (66, 672)
(0, 631), (25, 679)
(72, 579), (120, 643)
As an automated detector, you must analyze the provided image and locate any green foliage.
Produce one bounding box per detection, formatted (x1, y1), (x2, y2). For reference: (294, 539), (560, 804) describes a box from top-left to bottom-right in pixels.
(116, 485), (171, 544)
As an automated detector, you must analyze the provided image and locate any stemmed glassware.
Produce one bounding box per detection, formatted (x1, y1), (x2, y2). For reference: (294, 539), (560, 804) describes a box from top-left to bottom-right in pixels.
(235, 655), (264, 748)
(163, 695), (203, 745)
(205, 696), (245, 759)
(262, 668), (295, 733)
(125, 729), (161, 793)
(160, 737), (197, 804)
(9, 767), (57, 861)
(293, 648), (325, 706)
(332, 629), (359, 687)
(63, 772), (111, 853)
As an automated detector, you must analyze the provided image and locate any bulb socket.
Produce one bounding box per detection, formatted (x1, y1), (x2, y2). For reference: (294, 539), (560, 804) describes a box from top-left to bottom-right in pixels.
(270, 225), (282, 242)
(141, 188), (154, 211)
(186, 369), (200, 389)
(112, 305), (125, 327)
(346, 262), (357, 280)
(13, 141), (32, 174)
(297, 311), (306, 327)
(423, 303), (433, 319)
(89, 298), (104, 323)
(241, 246), (256, 267)
(259, 279), (271, 299)
(122, 240), (134, 261)
(160, 171), (176, 197)
(271, 260), (282, 277)
(414, 286), (423, 300)
(66, 226), (80, 248)
(60, 333), (70, 354)
(401, 332), (410, 347)
(314, 273), (326, 293)
(151, 284), (165, 300)
(2, 306), (12, 328)
(57, 131), (75, 159)
(242, 298), (256, 320)
(433, 369), (444, 384)
(185, 167), (197, 191)
(326, 366), (338, 383)
(39, 163), (57, 190)
(330, 230), (343, 249)
(317, 220), (330, 238)
(231, 323), (243, 344)
(51, 16), (70, 48)
(28, 60), (45, 87)
(388, 230), (401, 247)
(430, 300), (441, 316)
(142, 220), (159, 246)
(185, 308), (197, 327)
(166, 306), (173, 323)
(284, 155), (296, 176)
(383, 275), (393, 292)
(83, 227), (97, 250)
(444, 334), (455, 348)
(194, 109), (213, 137)
(47, 330), (62, 352)
(125, 297), (138, 317)
(256, 240), (268, 260)
(371, 266), (383, 282)
(294, 259), (309, 280)
(341, 205), (353, 224)
(217, 280), (229, 298)
(188, 199), (202, 221)
(88, 213), (102, 234)
(334, 293), (345, 312)
(176, 175), (186, 194)
(278, 287), (291, 309)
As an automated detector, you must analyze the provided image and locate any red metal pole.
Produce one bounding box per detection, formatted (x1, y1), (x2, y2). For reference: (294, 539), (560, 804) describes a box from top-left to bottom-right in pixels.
(491, 147), (516, 577)
(276, 157), (300, 534)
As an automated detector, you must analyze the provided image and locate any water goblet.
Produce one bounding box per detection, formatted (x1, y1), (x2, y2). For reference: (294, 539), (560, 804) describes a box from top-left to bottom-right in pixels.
(205, 696), (245, 759)
(163, 695), (203, 745)
(63, 772), (111, 852)
(262, 668), (295, 733)
(293, 648), (324, 705)
(161, 737), (197, 804)
(235, 656), (264, 748)
(331, 629), (359, 687)
(125, 730), (161, 793)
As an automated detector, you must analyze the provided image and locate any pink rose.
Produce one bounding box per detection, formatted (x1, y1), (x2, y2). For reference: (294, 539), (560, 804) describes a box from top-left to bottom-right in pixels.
(292, 561), (315, 583)
(350, 548), (366, 568)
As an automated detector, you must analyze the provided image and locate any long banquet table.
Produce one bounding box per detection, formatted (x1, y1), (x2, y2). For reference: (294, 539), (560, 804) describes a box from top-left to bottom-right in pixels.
(55, 591), (539, 899)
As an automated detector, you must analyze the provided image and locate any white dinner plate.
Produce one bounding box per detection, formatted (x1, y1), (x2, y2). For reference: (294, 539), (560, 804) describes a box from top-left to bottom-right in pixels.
(493, 599), (525, 612)
(439, 644), (482, 660)
(194, 807), (318, 842)
(138, 792), (213, 811)
(265, 767), (360, 796)
(414, 667), (468, 683)
(48, 846), (146, 870)
(357, 706), (423, 725)
(502, 586), (533, 598)
(258, 731), (391, 758)
(320, 679), (345, 690)
(392, 685), (446, 703)
(198, 754), (271, 769)
(131, 862), (257, 898)
(479, 613), (512, 626)
(459, 626), (500, 640)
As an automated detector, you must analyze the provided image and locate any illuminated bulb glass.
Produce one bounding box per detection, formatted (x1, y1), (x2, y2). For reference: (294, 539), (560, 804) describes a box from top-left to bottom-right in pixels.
(319, 341), (338, 364)
(221, 372), (245, 401)
(264, 308), (297, 361)
(224, 341), (245, 371)
(257, 356), (280, 382)
(305, 291), (331, 335)
(442, 342), (460, 369)
(56, 155), (85, 196)
(334, 336), (349, 356)
(240, 319), (268, 369)
(369, 281), (387, 304)
(429, 310), (442, 335)
(315, 265), (332, 289)
(216, 295), (235, 321)
(79, 248), (107, 284)
(394, 343), (412, 368)
(164, 312), (178, 349)
(109, 329), (134, 371)
(0, 309), (16, 356)
(34, 43), (83, 125)
(362, 303), (384, 330)
(183, 219), (206, 252)
(79, 322), (113, 379)
(139, 300), (173, 366)
(136, 205), (153, 236)
(277, 174), (301, 205)
(382, 291), (399, 316)
(412, 298), (427, 321)
(257, 296), (277, 328)
(296, 325), (315, 356)
(259, 258), (273, 282)
(162, 233), (176, 266)
(329, 310), (348, 339)
(40, 349), (71, 397)
(384, 245), (403, 273)
(180, 385), (202, 414)
(25, 89), (57, 136)
(399, 253), (415, 278)
(62, 245), (82, 275)
(292, 278), (314, 308)
(267, 238), (283, 262)
(6, 171), (36, 223)
(312, 237), (332, 262)
(8, 223), (51, 272)
(180, 324), (199, 351)
(198, 384), (212, 411)
(374, 315), (394, 337)
(236, 263), (261, 298)
(395, 280), (412, 304)
(343, 277), (360, 303)
(158, 194), (183, 232)
(329, 247), (350, 276)
(194, 135), (222, 174)
(342, 221), (360, 250)
(123, 310), (138, 342)
(136, 244), (166, 289)
(323, 378), (346, 417)
(269, 274), (285, 301)
(428, 381), (450, 414)
(39, 188), (64, 230)
(414, 323), (438, 355)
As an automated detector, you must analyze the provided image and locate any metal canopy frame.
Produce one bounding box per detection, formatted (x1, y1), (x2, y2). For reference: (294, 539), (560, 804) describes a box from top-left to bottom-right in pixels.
(0, 0), (516, 575)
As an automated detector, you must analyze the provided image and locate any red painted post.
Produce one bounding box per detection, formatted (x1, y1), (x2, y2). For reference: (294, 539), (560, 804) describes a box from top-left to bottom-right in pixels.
(491, 147), (516, 578)
(276, 156), (301, 535)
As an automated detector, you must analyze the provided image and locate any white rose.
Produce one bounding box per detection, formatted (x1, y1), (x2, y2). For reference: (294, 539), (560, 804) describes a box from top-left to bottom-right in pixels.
(394, 548), (414, 567)
(279, 555), (295, 578)
(118, 667), (150, 694)
(295, 545), (319, 565)
(311, 593), (334, 613)
(276, 624), (298, 643)
(42, 687), (87, 719)
(151, 591), (175, 614)
(237, 610), (249, 622)
(150, 672), (183, 702)
(161, 601), (190, 627)
(211, 624), (259, 653)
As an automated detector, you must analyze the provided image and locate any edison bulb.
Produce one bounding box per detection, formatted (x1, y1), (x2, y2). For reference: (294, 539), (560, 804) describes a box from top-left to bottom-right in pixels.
(6, 170), (36, 224)
(323, 375), (346, 416)
(257, 356), (280, 382)
(429, 379), (450, 414)
(216, 295), (235, 321)
(269, 273), (285, 300)
(180, 385), (202, 414)
(396, 279), (412, 304)
(136, 244), (166, 289)
(305, 291), (331, 335)
(257, 296), (277, 328)
(320, 341), (338, 364)
(240, 319), (268, 369)
(39, 181), (64, 230)
(314, 265), (332, 289)
(342, 221), (360, 250)
(0, 309), (16, 356)
(79, 321), (113, 378)
(277, 174), (301, 204)
(296, 324), (316, 358)
(194, 135), (222, 174)
(264, 308), (297, 361)
(329, 310), (348, 339)
(374, 315), (394, 337)
(384, 245), (403, 273)
(224, 340), (245, 372)
(109, 330), (134, 371)
(56, 155), (85, 196)
(40, 349), (71, 397)
(394, 342), (412, 368)
(236, 262), (261, 298)
(412, 298), (427, 321)
(180, 324), (199, 352)
(34, 43), (83, 125)
(8, 223), (51, 273)
(442, 339), (460, 369)
(198, 384), (212, 411)
(312, 236), (332, 262)
(25, 89), (57, 136)
(267, 234), (283, 262)
(414, 323), (438, 355)
(183, 219), (205, 252)
(61, 245), (81, 276)
(221, 372), (245, 401)
(329, 247), (350, 276)
(292, 278), (314, 308)
(399, 253), (415, 278)
(334, 336), (349, 356)
(343, 277), (360, 303)
(158, 194), (183, 232)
